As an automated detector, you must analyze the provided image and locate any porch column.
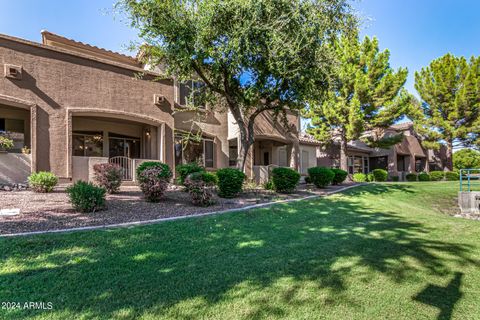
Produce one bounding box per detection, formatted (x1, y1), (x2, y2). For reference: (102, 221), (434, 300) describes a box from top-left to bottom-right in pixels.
(102, 131), (109, 158)
(66, 110), (72, 179)
(288, 139), (300, 171)
(158, 122), (165, 162)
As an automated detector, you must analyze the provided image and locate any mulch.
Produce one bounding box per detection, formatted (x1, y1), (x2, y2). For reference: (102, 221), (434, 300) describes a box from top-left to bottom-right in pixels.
(0, 183), (355, 235)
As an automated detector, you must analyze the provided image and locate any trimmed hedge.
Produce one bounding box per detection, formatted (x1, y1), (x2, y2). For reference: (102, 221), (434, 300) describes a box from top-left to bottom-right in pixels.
(308, 167), (335, 188)
(352, 173), (367, 183)
(366, 173), (375, 182)
(271, 167), (300, 193)
(371, 169), (388, 182)
(137, 163), (173, 202)
(331, 168), (348, 185)
(445, 171), (460, 181)
(66, 181), (106, 213)
(430, 171), (445, 181)
(28, 171), (58, 193)
(216, 168), (246, 198)
(418, 172), (431, 181)
(406, 173), (417, 182)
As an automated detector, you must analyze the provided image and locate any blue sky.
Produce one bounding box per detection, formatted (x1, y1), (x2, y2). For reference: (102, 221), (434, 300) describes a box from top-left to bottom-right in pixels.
(1, 0), (479, 96)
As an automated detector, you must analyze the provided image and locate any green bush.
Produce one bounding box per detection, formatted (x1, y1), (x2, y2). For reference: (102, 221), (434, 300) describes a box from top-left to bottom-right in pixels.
(371, 169), (388, 182)
(66, 181), (106, 213)
(308, 167), (335, 188)
(445, 171), (460, 181)
(0, 135), (14, 150)
(391, 176), (399, 182)
(138, 163), (173, 202)
(453, 148), (480, 170)
(136, 161), (172, 180)
(418, 172), (431, 181)
(28, 171), (58, 193)
(366, 173), (375, 182)
(176, 162), (205, 186)
(216, 168), (246, 198)
(331, 168), (348, 185)
(93, 163), (123, 194)
(430, 171), (445, 181)
(263, 179), (275, 190)
(184, 172), (217, 206)
(406, 173), (417, 182)
(352, 173), (367, 182)
(271, 167), (301, 193)
(304, 176), (312, 184)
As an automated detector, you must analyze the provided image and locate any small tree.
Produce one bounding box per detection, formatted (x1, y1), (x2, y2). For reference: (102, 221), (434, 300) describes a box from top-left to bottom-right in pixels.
(454, 149), (480, 170)
(118, 0), (354, 171)
(412, 54), (480, 171)
(304, 33), (409, 171)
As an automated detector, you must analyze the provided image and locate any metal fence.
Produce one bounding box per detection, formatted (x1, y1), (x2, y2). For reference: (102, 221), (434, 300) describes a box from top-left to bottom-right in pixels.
(459, 169), (480, 192)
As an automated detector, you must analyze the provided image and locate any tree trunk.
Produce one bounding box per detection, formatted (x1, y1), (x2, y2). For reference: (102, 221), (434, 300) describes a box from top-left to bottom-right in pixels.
(340, 136), (348, 172)
(445, 140), (454, 171)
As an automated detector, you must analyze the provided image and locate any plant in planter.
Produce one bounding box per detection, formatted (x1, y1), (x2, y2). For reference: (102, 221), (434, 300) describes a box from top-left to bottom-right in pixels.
(0, 135), (14, 152)
(184, 172), (218, 206)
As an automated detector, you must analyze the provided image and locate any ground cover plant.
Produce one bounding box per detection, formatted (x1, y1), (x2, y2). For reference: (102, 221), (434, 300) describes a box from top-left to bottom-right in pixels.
(1, 182), (478, 319)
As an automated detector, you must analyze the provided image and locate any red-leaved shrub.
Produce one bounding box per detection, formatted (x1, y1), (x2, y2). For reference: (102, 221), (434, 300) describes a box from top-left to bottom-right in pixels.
(93, 163), (123, 194)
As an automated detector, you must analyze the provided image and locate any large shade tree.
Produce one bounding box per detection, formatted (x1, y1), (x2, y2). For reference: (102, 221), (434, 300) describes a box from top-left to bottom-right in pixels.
(118, 0), (355, 171)
(304, 33), (409, 171)
(412, 54), (480, 171)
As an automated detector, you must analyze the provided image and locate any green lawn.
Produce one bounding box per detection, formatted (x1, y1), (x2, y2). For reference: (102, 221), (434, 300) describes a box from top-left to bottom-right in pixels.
(1, 182), (479, 319)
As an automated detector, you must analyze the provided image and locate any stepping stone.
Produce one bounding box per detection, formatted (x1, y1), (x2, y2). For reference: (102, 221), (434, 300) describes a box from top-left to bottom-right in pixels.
(0, 208), (20, 216)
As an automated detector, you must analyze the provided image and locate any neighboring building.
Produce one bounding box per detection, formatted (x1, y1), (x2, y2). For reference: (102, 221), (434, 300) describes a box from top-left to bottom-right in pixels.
(0, 31), (318, 185)
(317, 122), (447, 179)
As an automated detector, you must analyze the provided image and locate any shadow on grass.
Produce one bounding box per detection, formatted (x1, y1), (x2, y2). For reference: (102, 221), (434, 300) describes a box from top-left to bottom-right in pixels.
(0, 184), (476, 319)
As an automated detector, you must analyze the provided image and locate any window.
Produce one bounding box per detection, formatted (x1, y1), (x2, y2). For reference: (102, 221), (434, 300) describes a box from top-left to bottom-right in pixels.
(363, 157), (369, 174)
(397, 155), (406, 171)
(109, 134), (141, 159)
(179, 80), (206, 108)
(175, 134), (214, 168)
(229, 145), (238, 167)
(415, 158), (425, 172)
(370, 156), (388, 171)
(348, 156), (366, 174)
(72, 131), (103, 157)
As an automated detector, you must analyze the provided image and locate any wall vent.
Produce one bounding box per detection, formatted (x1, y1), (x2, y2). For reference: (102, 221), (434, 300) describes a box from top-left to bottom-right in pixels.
(4, 64), (22, 80)
(154, 94), (166, 106)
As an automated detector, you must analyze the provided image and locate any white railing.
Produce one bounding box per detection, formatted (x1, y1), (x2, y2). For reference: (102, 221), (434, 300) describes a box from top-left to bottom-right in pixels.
(109, 156), (134, 181)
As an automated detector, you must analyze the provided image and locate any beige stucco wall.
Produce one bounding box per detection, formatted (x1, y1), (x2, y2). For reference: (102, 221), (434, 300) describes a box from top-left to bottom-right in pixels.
(0, 35), (175, 181)
(299, 145), (317, 174)
(0, 153), (31, 184)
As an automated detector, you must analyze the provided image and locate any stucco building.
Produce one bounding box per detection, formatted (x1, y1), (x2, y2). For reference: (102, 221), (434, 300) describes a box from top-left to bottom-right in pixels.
(0, 31), (319, 185)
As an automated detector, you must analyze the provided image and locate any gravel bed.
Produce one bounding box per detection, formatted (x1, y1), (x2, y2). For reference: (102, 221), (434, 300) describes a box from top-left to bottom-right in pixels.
(0, 184), (354, 235)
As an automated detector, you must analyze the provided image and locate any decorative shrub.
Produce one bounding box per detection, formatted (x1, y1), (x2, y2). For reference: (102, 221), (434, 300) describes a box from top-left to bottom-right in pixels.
(28, 171), (58, 193)
(176, 162), (205, 186)
(216, 168), (246, 198)
(263, 179), (275, 190)
(138, 163), (173, 202)
(271, 167), (300, 193)
(430, 171), (445, 181)
(366, 173), (375, 182)
(331, 168), (348, 185)
(184, 172), (217, 206)
(391, 175), (399, 182)
(66, 181), (106, 213)
(304, 176), (312, 184)
(352, 173), (367, 182)
(418, 172), (431, 181)
(445, 171), (460, 181)
(136, 161), (170, 179)
(93, 163), (123, 194)
(308, 167), (335, 188)
(371, 169), (388, 182)
(406, 173), (417, 182)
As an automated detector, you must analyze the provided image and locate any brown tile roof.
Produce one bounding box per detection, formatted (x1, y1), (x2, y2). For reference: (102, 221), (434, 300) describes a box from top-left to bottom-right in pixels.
(299, 133), (322, 145)
(395, 135), (426, 157)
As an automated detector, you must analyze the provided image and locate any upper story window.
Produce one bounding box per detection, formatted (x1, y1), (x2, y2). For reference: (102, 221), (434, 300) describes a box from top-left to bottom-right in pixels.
(178, 80), (206, 109)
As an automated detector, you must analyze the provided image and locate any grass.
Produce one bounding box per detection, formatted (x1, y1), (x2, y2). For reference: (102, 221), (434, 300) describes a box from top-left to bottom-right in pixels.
(1, 182), (479, 319)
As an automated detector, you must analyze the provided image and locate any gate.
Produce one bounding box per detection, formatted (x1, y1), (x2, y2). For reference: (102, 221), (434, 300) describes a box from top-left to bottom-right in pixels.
(109, 156), (134, 180)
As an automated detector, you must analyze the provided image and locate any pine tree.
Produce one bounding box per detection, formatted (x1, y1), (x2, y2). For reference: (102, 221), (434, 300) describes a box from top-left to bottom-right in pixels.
(305, 33), (409, 171)
(412, 54), (480, 170)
